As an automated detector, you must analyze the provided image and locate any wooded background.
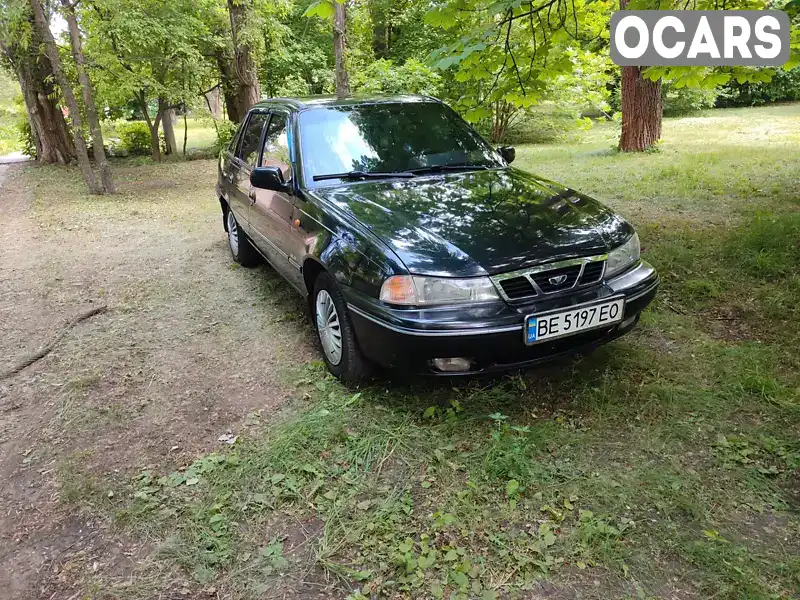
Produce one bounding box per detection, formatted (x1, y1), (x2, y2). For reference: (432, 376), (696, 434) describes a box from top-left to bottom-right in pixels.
(1, 0), (799, 194)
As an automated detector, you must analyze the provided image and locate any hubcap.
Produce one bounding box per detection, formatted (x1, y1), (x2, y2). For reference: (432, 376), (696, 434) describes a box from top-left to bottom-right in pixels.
(227, 211), (239, 255)
(315, 289), (343, 366)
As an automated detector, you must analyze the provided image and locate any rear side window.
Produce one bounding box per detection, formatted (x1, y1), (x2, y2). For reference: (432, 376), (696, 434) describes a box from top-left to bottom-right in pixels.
(237, 112), (269, 167)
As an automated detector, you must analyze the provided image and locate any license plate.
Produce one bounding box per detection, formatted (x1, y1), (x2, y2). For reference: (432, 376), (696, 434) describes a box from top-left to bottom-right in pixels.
(525, 297), (625, 345)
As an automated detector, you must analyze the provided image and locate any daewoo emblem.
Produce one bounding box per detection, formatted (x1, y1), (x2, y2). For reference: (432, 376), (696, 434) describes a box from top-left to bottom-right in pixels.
(549, 274), (568, 286)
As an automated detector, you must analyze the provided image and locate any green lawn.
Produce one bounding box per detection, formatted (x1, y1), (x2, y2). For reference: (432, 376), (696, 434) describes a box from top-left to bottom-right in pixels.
(63, 104), (800, 599)
(0, 70), (22, 155)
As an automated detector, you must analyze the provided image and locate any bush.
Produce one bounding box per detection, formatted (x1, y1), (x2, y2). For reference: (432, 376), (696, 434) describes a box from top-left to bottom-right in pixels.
(717, 68), (800, 107)
(501, 105), (595, 145)
(117, 121), (153, 155)
(662, 84), (719, 116)
(17, 119), (35, 157)
(212, 120), (239, 155)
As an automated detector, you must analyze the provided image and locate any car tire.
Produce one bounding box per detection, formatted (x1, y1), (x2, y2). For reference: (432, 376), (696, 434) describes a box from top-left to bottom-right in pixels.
(312, 272), (371, 382)
(226, 208), (260, 267)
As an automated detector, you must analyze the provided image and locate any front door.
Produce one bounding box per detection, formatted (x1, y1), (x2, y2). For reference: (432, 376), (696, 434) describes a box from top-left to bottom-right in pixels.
(248, 112), (297, 280)
(231, 110), (269, 237)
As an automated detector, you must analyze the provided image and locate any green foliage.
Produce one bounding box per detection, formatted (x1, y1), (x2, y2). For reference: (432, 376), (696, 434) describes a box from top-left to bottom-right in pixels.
(662, 84), (719, 117)
(212, 120), (239, 155)
(116, 121), (153, 156)
(350, 58), (442, 96)
(17, 118), (35, 157)
(0, 71), (23, 155)
(718, 68), (800, 107)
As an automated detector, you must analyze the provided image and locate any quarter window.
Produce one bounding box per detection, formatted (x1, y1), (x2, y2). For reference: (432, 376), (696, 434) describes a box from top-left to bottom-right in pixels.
(237, 112), (269, 167)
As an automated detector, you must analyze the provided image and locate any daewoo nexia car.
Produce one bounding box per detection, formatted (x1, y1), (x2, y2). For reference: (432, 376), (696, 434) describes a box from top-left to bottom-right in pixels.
(216, 95), (659, 380)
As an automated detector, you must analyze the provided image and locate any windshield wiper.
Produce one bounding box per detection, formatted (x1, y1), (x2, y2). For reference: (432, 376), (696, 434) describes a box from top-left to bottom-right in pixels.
(313, 170), (414, 182)
(408, 164), (492, 175)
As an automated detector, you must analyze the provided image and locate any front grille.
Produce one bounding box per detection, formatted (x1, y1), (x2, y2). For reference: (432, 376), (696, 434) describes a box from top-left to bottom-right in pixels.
(492, 254), (608, 302)
(532, 265), (581, 293)
(499, 276), (537, 299)
(580, 261), (605, 285)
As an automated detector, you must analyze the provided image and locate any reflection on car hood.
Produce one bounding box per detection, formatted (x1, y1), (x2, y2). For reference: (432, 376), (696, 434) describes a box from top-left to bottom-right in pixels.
(311, 167), (634, 277)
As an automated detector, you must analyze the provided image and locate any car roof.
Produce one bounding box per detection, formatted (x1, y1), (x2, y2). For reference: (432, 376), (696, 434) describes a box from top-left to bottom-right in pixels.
(251, 94), (442, 112)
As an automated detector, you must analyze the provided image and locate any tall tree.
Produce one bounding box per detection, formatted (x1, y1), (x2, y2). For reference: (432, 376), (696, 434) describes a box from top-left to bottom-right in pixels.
(304, 0), (351, 98)
(333, 0), (350, 97)
(0, 0), (75, 164)
(29, 0), (102, 193)
(61, 0), (115, 190)
(225, 0), (261, 121)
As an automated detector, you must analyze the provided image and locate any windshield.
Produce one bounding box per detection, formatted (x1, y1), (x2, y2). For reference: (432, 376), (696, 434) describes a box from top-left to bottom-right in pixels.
(298, 102), (503, 186)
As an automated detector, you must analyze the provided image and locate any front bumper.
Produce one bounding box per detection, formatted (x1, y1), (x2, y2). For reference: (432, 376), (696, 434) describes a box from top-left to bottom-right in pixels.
(344, 261), (659, 374)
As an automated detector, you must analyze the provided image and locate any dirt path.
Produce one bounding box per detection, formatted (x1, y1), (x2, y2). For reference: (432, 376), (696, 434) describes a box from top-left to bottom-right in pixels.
(0, 162), (315, 599)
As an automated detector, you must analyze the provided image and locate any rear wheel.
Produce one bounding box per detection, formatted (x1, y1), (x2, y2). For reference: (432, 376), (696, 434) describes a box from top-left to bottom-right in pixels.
(226, 209), (260, 267)
(313, 272), (371, 382)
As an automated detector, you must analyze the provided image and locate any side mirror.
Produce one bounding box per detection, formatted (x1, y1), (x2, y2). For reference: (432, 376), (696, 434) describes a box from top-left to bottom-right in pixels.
(498, 146), (515, 164)
(250, 166), (288, 192)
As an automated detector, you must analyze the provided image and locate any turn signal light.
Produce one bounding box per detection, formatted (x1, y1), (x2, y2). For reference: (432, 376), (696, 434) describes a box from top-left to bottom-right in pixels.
(379, 275), (416, 304)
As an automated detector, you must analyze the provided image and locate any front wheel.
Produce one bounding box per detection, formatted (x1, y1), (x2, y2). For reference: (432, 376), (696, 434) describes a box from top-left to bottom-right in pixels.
(226, 209), (260, 267)
(313, 273), (371, 382)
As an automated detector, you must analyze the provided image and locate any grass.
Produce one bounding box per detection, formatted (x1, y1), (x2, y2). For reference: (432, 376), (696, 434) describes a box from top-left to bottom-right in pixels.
(48, 104), (800, 599)
(0, 70), (22, 155)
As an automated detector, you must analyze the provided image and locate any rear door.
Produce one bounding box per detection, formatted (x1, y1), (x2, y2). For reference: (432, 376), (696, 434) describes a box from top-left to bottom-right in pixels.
(230, 110), (269, 236)
(248, 110), (298, 278)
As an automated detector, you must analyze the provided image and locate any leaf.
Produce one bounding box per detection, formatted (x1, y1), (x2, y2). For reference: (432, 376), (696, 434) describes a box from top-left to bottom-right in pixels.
(357, 499), (371, 510)
(451, 570), (469, 588)
(419, 550), (436, 569)
(506, 479), (519, 497)
(303, 0), (334, 19)
(270, 473), (285, 484)
(481, 591), (498, 600)
(423, 406), (437, 419)
(185, 477), (199, 486)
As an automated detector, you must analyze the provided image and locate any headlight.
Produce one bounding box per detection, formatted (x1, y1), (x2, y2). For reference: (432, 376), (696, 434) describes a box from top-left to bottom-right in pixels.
(380, 275), (500, 306)
(605, 233), (640, 278)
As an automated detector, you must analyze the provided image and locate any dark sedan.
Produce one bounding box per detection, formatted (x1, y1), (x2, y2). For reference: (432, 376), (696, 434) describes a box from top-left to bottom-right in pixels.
(216, 95), (659, 380)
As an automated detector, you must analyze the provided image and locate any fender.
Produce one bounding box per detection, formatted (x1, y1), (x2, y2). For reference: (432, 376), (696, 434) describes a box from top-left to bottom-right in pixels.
(293, 189), (408, 300)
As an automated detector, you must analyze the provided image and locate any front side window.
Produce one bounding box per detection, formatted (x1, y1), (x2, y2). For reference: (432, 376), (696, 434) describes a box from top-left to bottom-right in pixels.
(237, 112), (269, 167)
(262, 113), (291, 180)
(298, 102), (503, 186)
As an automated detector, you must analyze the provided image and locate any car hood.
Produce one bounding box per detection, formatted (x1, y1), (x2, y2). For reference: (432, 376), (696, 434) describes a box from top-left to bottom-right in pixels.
(311, 168), (634, 277)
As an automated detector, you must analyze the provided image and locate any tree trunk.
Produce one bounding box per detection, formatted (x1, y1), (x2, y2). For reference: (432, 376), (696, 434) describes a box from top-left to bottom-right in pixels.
(226, 0), (260, 120)
(1, 28), (75, 164)
(160, 104), (178, 155)
(618, 0), (662, 152)
(138, 92), (162, 162)
(618, 66), (662, 152)
(333, 1), (350, 99)
(62, 0), (114, 193)
(29, 0), (101, 193)
(216, 52), (240, 122)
